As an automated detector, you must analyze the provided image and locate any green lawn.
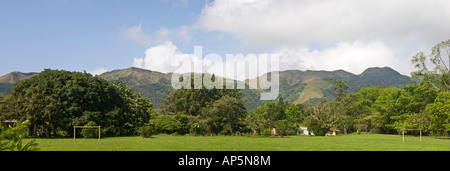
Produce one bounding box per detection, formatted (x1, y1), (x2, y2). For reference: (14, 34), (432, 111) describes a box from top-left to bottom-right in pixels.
(29, 134), (450, 151)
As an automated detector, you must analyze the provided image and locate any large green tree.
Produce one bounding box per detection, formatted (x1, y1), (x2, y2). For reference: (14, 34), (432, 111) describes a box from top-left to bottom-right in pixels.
(424, 92), (450, 136)
(412, 39), (450, 91)
(156, 73), (245, 135)
(245, 98), (304, 136)
(201, 95), (246, 135)
(10, 69), (154, 137)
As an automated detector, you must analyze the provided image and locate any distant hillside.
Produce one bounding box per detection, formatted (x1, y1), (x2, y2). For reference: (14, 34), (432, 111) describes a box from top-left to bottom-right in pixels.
(0, 71), (38, 84)
(0, 67), (414, 110)
(246, 67), (413, 106)
(347, 67), (413, 91)
(0, 71), (38, 95)
(99, 67), (174, 108)
(100, 67), (172, 86)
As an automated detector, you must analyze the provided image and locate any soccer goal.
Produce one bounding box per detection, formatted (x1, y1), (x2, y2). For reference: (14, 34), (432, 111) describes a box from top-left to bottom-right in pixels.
(73, 126), (101, 142)
(402, 129), (422, 143)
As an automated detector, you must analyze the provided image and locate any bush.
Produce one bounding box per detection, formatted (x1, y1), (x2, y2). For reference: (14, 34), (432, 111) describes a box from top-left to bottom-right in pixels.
(81, 121), (98, 139)
(262, 128), (272, 137)
(150, 114), (186, 135)
(139, 125), (154, 138)
(304, 117), (328, 136)
(190, 123), (202, 136)
(0, 120), (39, 151)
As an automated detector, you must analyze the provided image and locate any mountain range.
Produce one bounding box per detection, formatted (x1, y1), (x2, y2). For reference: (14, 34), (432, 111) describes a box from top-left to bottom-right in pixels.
(0, 67), (413, 110)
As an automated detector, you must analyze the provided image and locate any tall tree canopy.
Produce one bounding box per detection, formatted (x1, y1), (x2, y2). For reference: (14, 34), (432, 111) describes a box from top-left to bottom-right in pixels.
(412, 39), (450, 91)
(8, 69), (154, 137)
(155, 73), (245, 135)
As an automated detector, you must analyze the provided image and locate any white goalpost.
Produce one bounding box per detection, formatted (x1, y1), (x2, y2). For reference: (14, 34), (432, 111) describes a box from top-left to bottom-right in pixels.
(402, 128), (422, 143)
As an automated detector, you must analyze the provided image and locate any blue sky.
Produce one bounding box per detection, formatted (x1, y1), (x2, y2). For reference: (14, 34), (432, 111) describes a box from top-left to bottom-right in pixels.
(1, 0), (450, 78)
(0, 0), (216, 75)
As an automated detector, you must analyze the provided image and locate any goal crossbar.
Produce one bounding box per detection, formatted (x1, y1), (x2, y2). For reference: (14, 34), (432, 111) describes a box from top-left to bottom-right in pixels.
(73, 126), (101, 142)
(402, 128), (422, 143)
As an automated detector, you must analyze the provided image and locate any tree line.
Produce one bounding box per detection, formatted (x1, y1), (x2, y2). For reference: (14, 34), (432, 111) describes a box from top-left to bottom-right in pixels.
(144, 39), (450, 137)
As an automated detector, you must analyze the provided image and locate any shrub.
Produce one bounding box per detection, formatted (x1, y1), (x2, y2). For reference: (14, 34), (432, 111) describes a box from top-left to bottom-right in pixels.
(139, 125), (154, 138)
(0, 120), (39, 151)
(262, 128), (272, 137)
(150, 114), (186, 135)
(81, 121), (98, 139)
(303, 117), (328, 136)
(190, 123), (202, 136)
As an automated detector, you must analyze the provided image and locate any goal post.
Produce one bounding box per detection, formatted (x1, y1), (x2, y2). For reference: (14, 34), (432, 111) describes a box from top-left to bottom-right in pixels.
(73, 126), (101, 142)
(402, 128), (422, 143)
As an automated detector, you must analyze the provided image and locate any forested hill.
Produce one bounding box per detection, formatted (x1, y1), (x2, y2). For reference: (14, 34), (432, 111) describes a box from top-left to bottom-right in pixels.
(0, 71), (38, 95)
(347, 67), (414, 91)
(0, 67), (413, 110)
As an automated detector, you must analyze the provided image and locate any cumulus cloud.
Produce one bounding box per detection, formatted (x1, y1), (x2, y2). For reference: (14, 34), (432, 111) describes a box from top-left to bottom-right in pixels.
(194, 0), (450, 75)
(121, 23), (193, 46)
(131, 0), (450, 76)
(133, 40), (402, 79)
(276, 41), (401, 74)
(120, 23), (152, 45)
(133, 41), (277, 80)
(88, 67), (108, 76)
(133, 41), (202, 74)
(197, 0), (450, 47)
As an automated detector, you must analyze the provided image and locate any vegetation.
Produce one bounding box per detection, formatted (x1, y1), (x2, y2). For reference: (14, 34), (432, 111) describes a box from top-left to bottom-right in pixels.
(245, 98), (304, 136)
(1, 39), (450, 151)
(1, 120), (39, 151)
(0, 69), (155, 138)
(153, 73), (246, 135)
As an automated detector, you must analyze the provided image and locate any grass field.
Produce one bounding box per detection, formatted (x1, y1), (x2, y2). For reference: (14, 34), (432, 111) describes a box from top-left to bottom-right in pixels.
(29, 134), (450, 151)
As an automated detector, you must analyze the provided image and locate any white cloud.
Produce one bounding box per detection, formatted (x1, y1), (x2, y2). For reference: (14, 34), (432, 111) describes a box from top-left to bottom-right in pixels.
(133, 41), (202, 74)
(120, 23), (193, 46)
(134, 40), (403, 79)
(197, 0), (450, 47)
(276, 41), (401, 75)
(133, 41), (276, 80)
(130, 0), (450, 76)
(120, 23), (152, 45)
(195, 0), (450, 75)
(88, 67), (108, 76)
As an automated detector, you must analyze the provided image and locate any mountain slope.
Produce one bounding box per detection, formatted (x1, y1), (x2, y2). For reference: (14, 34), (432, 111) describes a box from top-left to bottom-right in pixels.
(0, 71), (38, 95)
(0, 67), (413, 110)
(348, 67), (413, 91)
(99, 67), (174, 108)
(245, 67), (412, 106)
(0, 71), (38, 84)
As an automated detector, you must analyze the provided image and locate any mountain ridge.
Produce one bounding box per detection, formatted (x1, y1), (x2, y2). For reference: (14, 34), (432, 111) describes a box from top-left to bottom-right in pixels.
(0, 67), (413, 110)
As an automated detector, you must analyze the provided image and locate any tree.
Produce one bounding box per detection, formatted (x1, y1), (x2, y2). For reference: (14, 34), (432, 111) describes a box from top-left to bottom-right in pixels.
(303, 116), (328, 136)
(0, 94), (16, 122)
(328, 78), (351, 134)
(150, 114), (186, 135)
(158, 74), (245, 135)
(160, 73), (242, 117)
(11, 69), (154, 137)
(424, 92), (450, 136)
(0, 120), (39, 151)
(411, 39), (450, 91)
(245, 105), (269, 135)
(202, 95), (246, 135)
(245, 98), (304, 136)
(328, 78), (350, 101)
(80, 121), (98, 139)
(304, 101), (335, 136)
